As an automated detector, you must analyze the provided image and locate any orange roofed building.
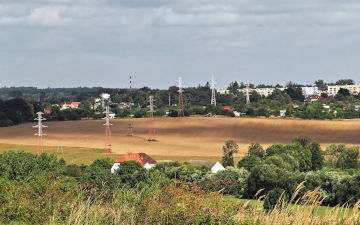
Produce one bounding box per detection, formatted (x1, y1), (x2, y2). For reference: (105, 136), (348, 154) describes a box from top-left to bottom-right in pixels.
(111, 153), (157, 173)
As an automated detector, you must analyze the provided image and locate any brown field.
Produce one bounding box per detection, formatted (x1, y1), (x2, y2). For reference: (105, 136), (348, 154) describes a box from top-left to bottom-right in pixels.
(0, 117), (360, 159)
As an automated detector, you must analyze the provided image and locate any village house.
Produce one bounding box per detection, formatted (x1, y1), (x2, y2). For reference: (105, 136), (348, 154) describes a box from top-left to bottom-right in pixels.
(188, 160), (225, 173)
(61, 101), (81, 110)
(111, 153), (157, 173)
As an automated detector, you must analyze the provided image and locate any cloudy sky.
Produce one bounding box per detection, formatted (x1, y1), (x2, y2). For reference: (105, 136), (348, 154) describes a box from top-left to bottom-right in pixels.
(0, 0), (359, 88)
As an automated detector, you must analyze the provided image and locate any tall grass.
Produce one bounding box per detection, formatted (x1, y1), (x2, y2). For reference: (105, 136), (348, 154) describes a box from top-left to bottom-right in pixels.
(235, 182), (360, 225)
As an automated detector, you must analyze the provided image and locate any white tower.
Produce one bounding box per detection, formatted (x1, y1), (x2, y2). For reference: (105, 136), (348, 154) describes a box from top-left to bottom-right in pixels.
(33, 112), (47, 155)
(211, 76), (217, 106)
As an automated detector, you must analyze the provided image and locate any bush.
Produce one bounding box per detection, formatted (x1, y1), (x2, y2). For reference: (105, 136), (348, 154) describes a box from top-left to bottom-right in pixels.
(0, 151), (64, 181)
(115, 161), (149, 187)
(263, 188), (287, 212)
(201, 167), (249, 197)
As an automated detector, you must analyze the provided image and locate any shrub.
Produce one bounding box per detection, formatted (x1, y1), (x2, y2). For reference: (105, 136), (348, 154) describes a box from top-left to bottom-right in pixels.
(201, 167), (249, 197)
(263, 188), (287, 212)
(0, 151), (64, 181)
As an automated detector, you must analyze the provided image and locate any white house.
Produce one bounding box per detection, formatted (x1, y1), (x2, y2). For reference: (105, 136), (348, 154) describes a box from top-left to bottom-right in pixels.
(188, 160), (225, 173)
(279, 110), (287, 117)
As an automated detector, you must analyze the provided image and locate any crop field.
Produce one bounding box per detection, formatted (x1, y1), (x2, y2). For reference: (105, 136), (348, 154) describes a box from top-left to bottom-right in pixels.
(0, 117), (359, 162)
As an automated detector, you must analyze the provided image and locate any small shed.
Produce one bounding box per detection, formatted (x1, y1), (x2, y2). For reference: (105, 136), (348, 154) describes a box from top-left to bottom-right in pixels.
(188, 160), (225, 173)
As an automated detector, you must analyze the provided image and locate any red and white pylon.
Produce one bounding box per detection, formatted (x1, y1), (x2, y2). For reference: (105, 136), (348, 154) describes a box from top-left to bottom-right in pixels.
(33, 112), (47, 155)
(148, 95), (156, 141)
(177, 77), (184, 117)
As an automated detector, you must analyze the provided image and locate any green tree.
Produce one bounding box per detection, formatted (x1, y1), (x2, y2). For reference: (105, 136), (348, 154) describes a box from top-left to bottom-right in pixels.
(336, 79), (354, 85)
(314, 80), (327, 88)
(248, 142), (265, 158)
(336, 147), (359, 169)
(309, 141), (324, 170)
(221, 140), (239, 167)
(237, 156), (262, 171)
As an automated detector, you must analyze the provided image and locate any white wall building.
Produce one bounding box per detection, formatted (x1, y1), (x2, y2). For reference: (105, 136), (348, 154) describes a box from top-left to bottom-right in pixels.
(301, 87), (320, 97)
(217, 89), (230, 95)
(327, 85), (360, 96)
(238, 87), (286, 97)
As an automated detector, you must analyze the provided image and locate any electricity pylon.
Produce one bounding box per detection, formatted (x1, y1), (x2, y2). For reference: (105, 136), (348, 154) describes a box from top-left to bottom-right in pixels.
(33, 112), (47, 155)
(177, 77), (184, 117)
(211, 76), (217, 106)
(148, 95), (156, 141)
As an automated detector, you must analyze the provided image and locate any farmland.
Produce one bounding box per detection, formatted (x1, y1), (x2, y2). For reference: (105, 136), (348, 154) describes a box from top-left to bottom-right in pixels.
(0, 117), (359, 161)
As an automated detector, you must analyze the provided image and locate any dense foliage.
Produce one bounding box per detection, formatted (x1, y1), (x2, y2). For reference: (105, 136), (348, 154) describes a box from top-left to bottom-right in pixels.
(0, 136), (359, 224)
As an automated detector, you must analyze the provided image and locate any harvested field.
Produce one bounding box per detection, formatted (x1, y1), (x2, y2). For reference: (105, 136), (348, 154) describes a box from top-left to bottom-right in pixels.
(0, 117), (359, 158)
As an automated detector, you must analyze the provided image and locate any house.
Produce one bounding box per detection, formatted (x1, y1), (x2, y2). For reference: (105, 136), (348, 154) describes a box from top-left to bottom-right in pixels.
(188, 160), (225, 173)
(61, 101), (81, 110)
(279, 110), (287, 117)
(223, 106), (233, 111)
(111, 153), (157, 173)
(44, 109), (52, 115)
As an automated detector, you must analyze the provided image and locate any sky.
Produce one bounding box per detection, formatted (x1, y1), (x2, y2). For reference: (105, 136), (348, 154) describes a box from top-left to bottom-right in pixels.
(0, 0), (359, 89)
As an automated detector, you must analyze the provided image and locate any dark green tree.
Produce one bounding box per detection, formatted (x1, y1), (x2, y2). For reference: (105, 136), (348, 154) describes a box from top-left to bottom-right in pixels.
(221, 140), (239, 167)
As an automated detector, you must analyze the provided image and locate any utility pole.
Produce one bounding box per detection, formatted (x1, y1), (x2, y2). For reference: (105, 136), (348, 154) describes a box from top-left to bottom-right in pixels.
(245, 84), (251, 104)
(102, 94), (112, 153)
(148, 95), (156, 141)
(33, 112), (47, 155)
(211, 76), (217, 106)
(127, 76), (134, 136)
(177, 77), (184, 117)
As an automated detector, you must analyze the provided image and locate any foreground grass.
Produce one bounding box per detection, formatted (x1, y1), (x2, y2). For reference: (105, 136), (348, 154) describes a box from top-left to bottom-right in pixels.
(231, 198), (354, 218)
(0, 143), (240, 165)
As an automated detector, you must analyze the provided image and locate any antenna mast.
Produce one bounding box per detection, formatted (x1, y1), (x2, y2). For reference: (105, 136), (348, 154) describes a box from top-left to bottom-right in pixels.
(148, 95), (156, 141)
(177, 77), (184, 117)
(102, 94), (112, 153)
(33, 112), (47, 155)
(245, 84), (251, 104)
(127, 76), (134, 136)
(211, 76), (217, 106)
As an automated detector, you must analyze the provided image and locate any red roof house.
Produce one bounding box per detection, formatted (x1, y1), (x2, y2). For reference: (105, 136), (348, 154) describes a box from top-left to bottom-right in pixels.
(223, 106), (234, 111)
(44, 109), (52, 115)
(111, 153), (157, 172)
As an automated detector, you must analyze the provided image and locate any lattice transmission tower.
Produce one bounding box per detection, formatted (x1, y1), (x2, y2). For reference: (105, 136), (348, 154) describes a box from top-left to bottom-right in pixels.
(127, 76), (134, 136)
(33, 112), (47, 155)
(245, 84), (251, 104)
(102, 94), (113, 153)
(148, 95), (156, 141)
(211, 76), (217, 106)
(177, 77), (184, 117)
